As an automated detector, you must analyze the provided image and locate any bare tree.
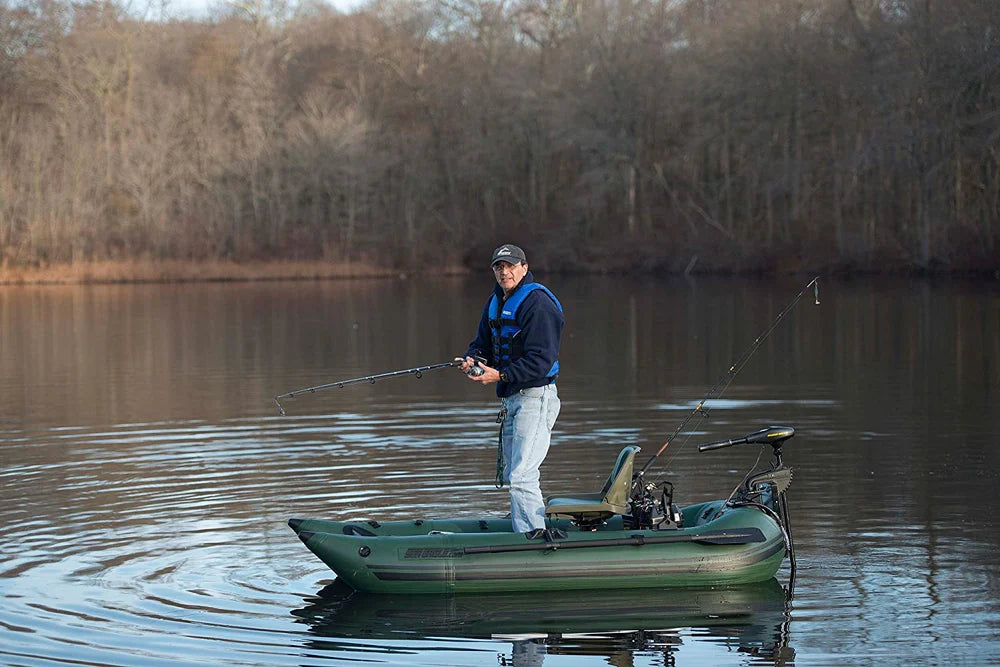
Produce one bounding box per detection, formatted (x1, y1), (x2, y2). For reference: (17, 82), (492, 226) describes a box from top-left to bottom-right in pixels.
(0, 0), (997, 274)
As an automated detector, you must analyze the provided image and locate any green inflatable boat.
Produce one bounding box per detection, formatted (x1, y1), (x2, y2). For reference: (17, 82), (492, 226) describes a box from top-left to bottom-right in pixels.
(289, 427), (797, 594)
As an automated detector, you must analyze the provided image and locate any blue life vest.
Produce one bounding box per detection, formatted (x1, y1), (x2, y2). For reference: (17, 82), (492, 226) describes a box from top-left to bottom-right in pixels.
(488, 283), (562, 378)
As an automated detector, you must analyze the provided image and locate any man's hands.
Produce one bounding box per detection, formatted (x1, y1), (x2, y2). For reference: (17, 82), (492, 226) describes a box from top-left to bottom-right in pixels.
(454, 356), (501, 385)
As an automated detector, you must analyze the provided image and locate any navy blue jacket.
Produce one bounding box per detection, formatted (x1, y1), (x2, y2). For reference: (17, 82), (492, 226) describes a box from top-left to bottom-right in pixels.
(465, 271), (564, 398)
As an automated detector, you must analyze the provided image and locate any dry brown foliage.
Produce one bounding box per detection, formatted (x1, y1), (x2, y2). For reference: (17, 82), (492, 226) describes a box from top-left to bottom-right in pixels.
(0, 259), (470, 284)
(0, 0), (997, 276)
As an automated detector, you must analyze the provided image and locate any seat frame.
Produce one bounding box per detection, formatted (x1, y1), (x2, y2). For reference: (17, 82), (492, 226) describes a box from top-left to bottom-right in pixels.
(544, 445), (640, 527)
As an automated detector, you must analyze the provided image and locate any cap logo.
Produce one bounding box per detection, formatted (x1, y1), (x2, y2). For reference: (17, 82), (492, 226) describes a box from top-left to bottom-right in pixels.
(497, 247), (512, 256)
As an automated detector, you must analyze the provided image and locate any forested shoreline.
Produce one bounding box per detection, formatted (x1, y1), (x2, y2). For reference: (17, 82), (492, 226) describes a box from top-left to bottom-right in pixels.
(1, 0), (998, 280)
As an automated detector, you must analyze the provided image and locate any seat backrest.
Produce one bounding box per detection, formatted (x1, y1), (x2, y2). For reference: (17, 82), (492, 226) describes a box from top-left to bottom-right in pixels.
(600, 445), (641, 513)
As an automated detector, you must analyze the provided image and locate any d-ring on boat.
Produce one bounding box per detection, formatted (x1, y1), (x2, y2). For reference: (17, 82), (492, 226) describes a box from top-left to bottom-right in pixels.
(288, 426), (797, 594)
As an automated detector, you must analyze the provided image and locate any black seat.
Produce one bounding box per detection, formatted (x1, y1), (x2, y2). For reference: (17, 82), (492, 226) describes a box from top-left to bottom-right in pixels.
(544, 445), (640, 526)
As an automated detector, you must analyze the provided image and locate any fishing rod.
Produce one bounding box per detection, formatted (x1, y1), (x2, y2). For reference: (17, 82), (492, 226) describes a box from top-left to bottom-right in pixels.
(273, 357), (485, 415)
(634, 276), (820, 485)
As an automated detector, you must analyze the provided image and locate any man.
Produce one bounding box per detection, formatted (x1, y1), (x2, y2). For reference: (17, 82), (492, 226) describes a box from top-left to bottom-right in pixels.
(457, 244), (564, 535)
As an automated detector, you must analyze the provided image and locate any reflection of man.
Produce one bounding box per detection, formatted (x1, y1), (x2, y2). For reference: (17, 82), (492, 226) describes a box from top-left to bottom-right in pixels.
(510, 638), (546, 667)
(456, 244), (564, 535)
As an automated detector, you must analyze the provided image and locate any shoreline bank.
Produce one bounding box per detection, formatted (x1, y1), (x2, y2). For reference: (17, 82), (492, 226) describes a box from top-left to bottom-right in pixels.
(1, 259), (996, 285)
(0, 259), (472, 285)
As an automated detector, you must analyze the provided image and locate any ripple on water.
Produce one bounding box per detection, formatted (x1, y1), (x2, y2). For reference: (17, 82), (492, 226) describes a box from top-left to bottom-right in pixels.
(3, 390), (999, 666)
(0, 410), (532, 665)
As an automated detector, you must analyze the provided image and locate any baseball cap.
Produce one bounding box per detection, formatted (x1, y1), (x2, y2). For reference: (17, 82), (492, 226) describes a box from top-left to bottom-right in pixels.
(490, 244), (527, 266)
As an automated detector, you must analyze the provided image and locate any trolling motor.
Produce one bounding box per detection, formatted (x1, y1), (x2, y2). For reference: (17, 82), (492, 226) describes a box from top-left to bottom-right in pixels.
(698, 426), (797, 583)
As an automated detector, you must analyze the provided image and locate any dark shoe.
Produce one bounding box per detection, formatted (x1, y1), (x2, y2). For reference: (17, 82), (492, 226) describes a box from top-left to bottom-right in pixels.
(524, 528), (568, 541)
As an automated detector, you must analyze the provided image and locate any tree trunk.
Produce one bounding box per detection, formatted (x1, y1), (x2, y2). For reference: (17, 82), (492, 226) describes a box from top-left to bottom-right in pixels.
(832, 130), (844, 254)
(626, 162), (637, 236)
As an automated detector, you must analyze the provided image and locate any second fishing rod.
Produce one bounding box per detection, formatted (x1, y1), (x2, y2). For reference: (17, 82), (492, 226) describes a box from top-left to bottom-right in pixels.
(633, 276), (820, 488)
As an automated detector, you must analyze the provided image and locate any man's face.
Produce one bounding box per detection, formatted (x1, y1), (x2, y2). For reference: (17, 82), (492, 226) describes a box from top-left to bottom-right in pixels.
(493, 260), (528, 294)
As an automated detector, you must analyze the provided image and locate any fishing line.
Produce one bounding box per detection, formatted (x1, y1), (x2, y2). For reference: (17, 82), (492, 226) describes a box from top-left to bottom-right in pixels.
(634, 276), (820, 489)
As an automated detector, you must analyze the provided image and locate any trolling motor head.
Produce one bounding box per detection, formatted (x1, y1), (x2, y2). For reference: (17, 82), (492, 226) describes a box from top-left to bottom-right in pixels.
(697, 426), (795, 453)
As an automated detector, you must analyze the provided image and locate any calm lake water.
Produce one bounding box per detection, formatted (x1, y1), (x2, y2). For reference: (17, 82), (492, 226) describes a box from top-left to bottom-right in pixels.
(1, 275), (998, 666)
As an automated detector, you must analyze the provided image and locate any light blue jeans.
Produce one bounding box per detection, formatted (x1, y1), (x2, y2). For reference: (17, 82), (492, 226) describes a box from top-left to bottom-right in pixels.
(501, 384), (560, 532)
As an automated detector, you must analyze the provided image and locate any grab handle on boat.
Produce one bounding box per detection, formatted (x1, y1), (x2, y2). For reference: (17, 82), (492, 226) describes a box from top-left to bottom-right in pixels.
(462, 528), (766, 555)
(698, 426), (795, 452)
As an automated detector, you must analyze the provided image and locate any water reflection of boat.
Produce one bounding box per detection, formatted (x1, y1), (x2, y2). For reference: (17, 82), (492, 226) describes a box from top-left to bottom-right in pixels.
(291, 577), (794, 664)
